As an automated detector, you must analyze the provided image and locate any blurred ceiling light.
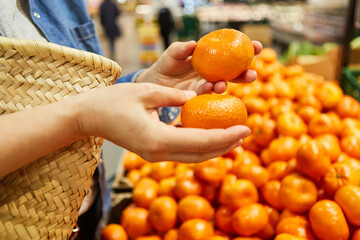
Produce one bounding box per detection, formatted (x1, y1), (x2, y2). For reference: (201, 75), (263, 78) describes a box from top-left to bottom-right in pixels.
(136, 4), (151, 15)
(252, 12), (262, 21)
(183, 0), (195, 15)
(117, 0), (126, 3)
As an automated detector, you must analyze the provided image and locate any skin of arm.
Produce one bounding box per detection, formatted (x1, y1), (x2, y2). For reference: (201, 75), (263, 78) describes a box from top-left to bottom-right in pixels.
(0, 97), (83, 177)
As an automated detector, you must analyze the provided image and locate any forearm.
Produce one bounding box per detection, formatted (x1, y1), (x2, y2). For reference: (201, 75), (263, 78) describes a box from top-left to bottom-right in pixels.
(0, 98), (83, 178)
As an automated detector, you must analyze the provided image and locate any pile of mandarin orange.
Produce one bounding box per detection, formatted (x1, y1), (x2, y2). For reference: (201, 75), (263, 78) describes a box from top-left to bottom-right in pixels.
(101, 34), (360, 240)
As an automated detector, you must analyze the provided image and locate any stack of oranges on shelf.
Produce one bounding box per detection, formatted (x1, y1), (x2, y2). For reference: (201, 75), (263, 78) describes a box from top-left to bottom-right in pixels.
(101, 29), (360, 240)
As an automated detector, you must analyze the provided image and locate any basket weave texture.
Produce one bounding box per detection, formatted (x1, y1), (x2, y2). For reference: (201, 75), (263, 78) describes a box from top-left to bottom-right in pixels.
(0, 37), (121, 239)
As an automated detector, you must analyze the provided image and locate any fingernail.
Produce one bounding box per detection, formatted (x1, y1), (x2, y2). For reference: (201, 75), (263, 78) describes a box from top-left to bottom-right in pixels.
(239, 139), (244, 145)
(242, 126), (251, 136)
(248, 69), (257, 78)
(184, 90), (197, 99)
(228, 125), (251, 138)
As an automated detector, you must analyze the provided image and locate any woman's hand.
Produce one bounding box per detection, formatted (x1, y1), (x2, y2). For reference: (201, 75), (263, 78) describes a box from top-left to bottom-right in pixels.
(136, 40), (262, 95)
(77, 83), (251, 163)
(0, 82), (251, 177)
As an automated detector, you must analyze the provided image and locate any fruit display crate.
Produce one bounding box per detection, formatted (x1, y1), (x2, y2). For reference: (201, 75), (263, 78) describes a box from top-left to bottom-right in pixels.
(342, 67), (360, 102)
(105, 151), (133, 225)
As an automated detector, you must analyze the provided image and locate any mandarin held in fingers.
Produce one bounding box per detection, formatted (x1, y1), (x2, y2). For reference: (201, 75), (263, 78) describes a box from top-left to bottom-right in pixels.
(181, 94), (247, 129)
(192, 28), (254, 82)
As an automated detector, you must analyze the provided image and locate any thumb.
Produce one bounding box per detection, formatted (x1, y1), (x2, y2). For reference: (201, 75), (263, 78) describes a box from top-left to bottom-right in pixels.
(166, 41), (197, 60)
(142, 84), (196, 108)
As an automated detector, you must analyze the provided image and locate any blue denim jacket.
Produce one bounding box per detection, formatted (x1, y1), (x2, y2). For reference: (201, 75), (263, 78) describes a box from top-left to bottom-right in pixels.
(0, 0), (179, 238)
(18, 0), (179, 119)
(28, 0), (102, 54)
(6, 0), (140, 83)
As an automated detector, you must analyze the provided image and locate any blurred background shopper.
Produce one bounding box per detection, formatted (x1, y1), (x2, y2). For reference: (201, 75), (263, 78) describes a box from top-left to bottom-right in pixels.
(100, 0), (122, 59)
(157, 4), (175, 50)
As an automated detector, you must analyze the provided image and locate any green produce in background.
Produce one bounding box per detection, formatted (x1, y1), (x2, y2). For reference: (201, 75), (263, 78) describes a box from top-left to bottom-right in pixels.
(350, 37), (360, 49)
(281, 41), (338, 63)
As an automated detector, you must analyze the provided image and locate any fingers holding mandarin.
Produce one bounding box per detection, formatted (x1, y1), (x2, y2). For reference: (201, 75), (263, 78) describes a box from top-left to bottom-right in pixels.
(143, 125), (250, 163)
(166, 40), (196, 60)
(195, 81), (227, 95)
(213, 81), (227, 94)
(196, 81), (216, 94)
(157, 41), (195, 74)
(160, 125), (251, 153)
(253, 40), (263, 55)
(138, 30), (262, 95)
(167, 140), (242, 163)
(230, 69), (258, 84)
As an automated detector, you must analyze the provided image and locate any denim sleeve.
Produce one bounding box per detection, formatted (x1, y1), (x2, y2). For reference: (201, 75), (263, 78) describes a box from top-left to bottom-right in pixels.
(114, 70), (145, 84)
(158, 107), (181, 124)
(114, 70), (181, 124)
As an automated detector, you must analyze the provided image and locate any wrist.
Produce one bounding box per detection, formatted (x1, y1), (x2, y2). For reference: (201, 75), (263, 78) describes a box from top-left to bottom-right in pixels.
(135, 67), (156, 84)
(70, 94), (92, 139)
(132, 69), (147, 83)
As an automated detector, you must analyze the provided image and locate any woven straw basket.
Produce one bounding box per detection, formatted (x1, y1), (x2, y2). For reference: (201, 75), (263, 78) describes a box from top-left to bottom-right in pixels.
(0, 37), (121, 239)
